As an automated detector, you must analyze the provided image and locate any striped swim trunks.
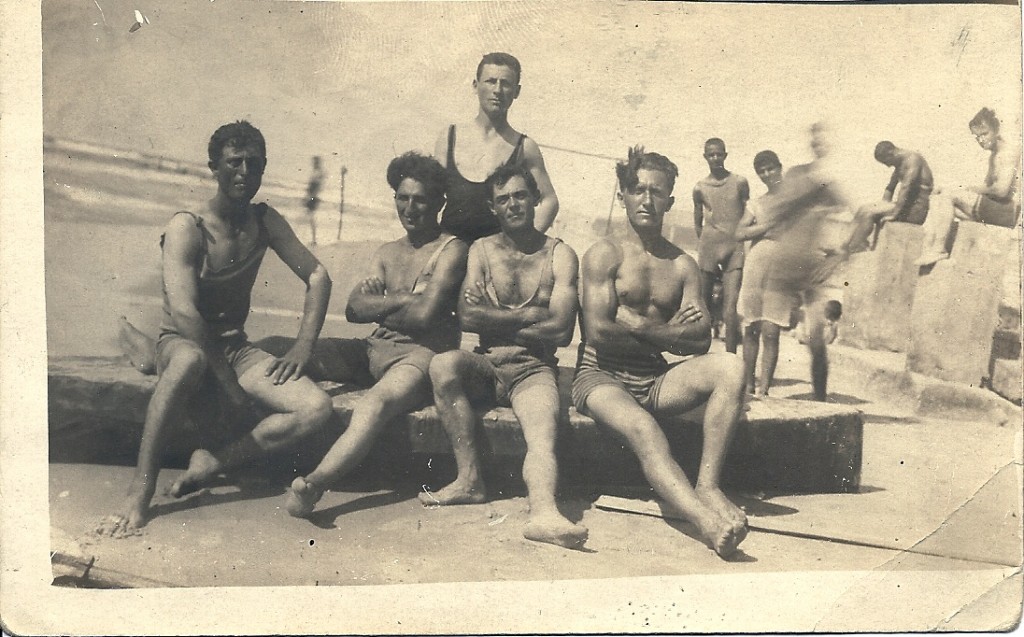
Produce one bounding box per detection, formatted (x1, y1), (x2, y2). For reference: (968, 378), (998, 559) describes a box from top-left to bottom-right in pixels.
(571, 343), (671, 415)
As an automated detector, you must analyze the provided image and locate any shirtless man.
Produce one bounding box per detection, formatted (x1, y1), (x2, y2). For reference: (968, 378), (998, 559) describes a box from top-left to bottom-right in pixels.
(693, 138), (749, 353)
(841, 142), (934, 254)
(419, 164), (587, 550)
(434, 52), (558, 242)
(98, 121), (335, 537)
(734, 150), (787, 396)
(574, 147), (748, 558)
(255, 153), (469, 518)
(917, 107), (1021, 265)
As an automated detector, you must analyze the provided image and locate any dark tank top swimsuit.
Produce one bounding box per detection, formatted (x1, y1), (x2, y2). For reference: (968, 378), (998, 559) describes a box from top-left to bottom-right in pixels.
(441, 124), (526, 242)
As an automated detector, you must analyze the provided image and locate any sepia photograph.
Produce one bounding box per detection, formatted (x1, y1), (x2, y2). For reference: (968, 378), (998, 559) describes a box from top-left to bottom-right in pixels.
(1, 0), (1021, 633)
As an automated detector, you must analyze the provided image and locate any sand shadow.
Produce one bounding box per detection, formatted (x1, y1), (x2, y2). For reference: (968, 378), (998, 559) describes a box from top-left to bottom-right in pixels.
(768, 377), (805, 388)
(862, 413), (921, 425)
(735, 497), (800, 518)
(147, 477), (287, 520)
(307, 490), (414, 529)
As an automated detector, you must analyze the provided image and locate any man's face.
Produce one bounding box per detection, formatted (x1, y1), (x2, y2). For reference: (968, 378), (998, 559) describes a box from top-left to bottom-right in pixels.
(754, 162), (783, 189)
(620, 168), (674, 228)
(394, 178), (440, 234)
(474, 64), (520, 115)
(971, 123), (997, 151)
(703, 143), (727, 171)
(490, 175), (536, 232)
(211, 143), (265, 203)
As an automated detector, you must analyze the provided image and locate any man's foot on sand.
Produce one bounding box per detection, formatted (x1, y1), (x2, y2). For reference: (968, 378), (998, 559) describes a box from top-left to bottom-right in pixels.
(118, 316), (157, 375)
(418, 480), (487, 506)
(914, 251), (949, 267)
(697, 485), (748, 539)
(523, 513), (588, 550)
(284, 476), (323, 518)
(95, 501), (148, 539)
(689, 505), (743, 558)
(169, 449), (221, 498)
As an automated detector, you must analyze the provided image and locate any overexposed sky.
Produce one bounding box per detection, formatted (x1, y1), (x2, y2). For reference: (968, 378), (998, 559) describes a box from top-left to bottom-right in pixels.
(43, 0), (1021, 217)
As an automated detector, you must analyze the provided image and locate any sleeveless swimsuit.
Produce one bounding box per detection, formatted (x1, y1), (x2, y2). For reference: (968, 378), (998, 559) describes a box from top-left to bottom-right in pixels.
(441, 124), (527, 242)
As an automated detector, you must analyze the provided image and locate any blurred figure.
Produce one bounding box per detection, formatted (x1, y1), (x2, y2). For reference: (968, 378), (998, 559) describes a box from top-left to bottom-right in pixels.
(841, 141), (934, 255)
(693, 138), (750, 353)
(916, 107), (1022, 266)
(305, 155), (325, 246)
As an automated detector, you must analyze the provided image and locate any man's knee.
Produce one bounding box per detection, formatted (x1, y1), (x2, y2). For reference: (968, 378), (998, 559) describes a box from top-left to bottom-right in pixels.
(163, 346), (207, 383)
(711, 352), (745, 388)
(428, 352), (467, 399)
(293, 389), (334, 437)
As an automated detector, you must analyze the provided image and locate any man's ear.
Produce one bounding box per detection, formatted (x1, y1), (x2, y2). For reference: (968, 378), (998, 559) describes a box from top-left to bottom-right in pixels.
(513, 85), (522, 100)
(208, 160), (217, 174)
(666, 195), (676, 212)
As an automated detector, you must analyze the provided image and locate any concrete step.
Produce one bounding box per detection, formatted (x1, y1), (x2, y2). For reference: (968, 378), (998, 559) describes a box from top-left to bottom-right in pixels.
(48, 356), (864, 493)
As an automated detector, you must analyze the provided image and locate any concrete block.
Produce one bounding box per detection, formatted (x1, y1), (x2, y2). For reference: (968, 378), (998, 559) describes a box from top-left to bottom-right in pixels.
(990, 358), (1023, 404)
(839, 222), (924, 352)
(908, 222), (1018, 386)
(48, 356), (864, 494)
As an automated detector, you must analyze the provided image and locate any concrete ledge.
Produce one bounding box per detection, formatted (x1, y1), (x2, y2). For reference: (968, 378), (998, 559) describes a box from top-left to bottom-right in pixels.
(48, 356), (864, 493)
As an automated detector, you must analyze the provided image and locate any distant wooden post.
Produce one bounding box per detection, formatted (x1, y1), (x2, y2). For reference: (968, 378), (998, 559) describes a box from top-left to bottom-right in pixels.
(336, 165), (347, 240)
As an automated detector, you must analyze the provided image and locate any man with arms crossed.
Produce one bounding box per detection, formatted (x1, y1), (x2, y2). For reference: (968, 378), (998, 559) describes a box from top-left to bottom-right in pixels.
(419, 164), (587, 550)
(98, 121), (334, 537)
(575, 147), (748, 558)
(434, 52), (558, 241)
(693, 138), (749, 354)
(276, 152), (469, 517)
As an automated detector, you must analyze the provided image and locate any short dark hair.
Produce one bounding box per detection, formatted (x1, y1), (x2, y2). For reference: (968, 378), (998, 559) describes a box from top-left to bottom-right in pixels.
(208, 120), (266, 165)
(476, 52), (522, 83)
(753, 150), (781, 170)
(704, 137), (726, 151)
(484, 163), (539, 202)
(386, 152), (447, 202)
(616, 145), (679, 194)
(969, 107), (1000, 132)
(874, 141), (896, 162)
(824, 300), (843, 322)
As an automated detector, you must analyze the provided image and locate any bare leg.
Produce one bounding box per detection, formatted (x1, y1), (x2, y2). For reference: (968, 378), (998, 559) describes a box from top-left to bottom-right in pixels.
(584, 382), (741, 558)
(742, 322), (761, 394)
(843, 202), (894, 254)
(721, 269), (742, 353)
(285, 365), (429, 517)
(915, 191), (960, 266)
(418, 351), (492, 506)
(758, 322), (781, 397)
(701, 271), (719, 339)
(118, 317), (157, 375)
(653, 352), (748, 538)
(509, 382), (588, 549)
(309, 213), (318, 247)
(169, 357), (333, 497)
(96, 340), (206, 537)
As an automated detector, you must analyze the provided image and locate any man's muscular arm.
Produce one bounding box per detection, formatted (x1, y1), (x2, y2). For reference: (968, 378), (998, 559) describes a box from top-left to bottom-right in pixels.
(891, 155), (924, 218)
(579, 241), (661, 356)
(972, 147), (1020, 201)
(264, 206), (333, 383)
(346, 246), (415, 324)
(522, 139), (559, 233)
(623, 256), (712, 357)
(692, 187), (705, 238)
(514, 243), (578, 347)
(381, 239), (469, 334)
(459, 243), (547, 337)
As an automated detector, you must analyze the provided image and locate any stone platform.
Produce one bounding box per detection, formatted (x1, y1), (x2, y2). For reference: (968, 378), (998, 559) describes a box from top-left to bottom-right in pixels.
(48, 356), (864, 493)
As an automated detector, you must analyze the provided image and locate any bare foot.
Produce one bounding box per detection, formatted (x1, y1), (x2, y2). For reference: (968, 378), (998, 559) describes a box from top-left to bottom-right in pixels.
(284, 476), (323, 518)
(118, 316), (157, 375)
(689, 505), (743, 558)
(418, 480), (487, 506)
(95, 500), (148, 539)
(914, 251), (949, 267)
(523, 513), (589, 550)
(169, 449), (221, 498)
(697, 485), (749, 538)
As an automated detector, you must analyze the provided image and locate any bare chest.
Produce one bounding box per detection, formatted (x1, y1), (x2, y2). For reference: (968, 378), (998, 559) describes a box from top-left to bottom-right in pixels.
(488, 246), (548, 305)
(615, 255), (685, 318)
(454, 134), (517, 182)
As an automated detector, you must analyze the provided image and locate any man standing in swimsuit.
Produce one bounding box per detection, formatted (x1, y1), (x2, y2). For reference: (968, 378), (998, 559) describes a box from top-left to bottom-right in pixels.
(419, 164), (587, 550)
(840, 141), (933, 255)
(433, 52), (558, 242)
(97, 121), (335, 537)
(272, 152), (468, 518)
(693, 138), (749, 354)
(574, 147), (748, 558)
